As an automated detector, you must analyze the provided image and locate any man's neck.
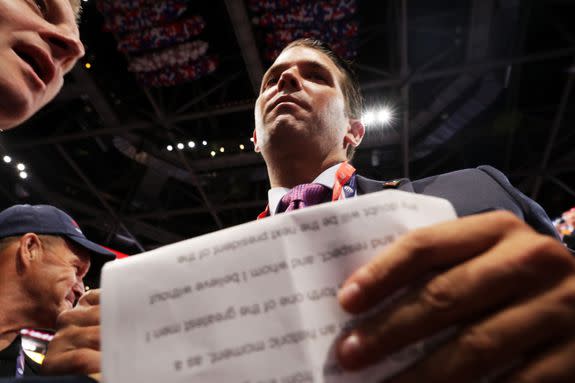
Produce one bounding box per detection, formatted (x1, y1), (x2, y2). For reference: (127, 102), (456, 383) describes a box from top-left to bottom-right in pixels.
(0, 282), (44, 350)
(266, 155), (344, 188)
(0, 329), (19, 351)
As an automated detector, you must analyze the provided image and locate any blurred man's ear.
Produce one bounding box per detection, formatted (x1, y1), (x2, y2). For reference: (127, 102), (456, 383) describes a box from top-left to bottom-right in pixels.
(344, 119), (365, 149)
(253, 130), (261, 153)
(18, 233), (43, 270)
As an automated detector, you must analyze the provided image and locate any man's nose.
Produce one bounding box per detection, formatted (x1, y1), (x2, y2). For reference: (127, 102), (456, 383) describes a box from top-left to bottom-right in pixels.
(40, 28), (85, 73)
(73, 279), (86, 298)
(277, 69), (302, 92)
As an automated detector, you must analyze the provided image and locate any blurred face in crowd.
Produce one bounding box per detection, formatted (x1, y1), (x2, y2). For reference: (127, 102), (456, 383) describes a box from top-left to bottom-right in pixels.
(22, 235), (90, 327)
(0, 0), (84, 131)
(254, 45), (363, 163)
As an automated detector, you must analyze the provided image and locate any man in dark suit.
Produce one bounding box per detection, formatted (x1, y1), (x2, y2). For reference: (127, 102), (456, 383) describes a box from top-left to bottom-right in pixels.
(252, 38), (575, 381)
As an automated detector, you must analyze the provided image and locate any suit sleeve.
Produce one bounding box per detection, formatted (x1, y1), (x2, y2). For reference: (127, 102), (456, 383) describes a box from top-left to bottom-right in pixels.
(478, 165), (560, 240)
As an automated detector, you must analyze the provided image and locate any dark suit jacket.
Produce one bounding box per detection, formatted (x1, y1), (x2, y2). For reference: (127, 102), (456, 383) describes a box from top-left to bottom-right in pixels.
(356, 165), (559, 240)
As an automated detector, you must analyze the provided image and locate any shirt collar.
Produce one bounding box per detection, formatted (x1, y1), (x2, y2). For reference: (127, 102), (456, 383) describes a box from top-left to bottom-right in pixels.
(267, 163), (341, 216)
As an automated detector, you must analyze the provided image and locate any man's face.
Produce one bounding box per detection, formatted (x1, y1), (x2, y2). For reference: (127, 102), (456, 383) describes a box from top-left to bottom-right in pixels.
(28, 237), (91, 326)
(0, 0), (84, 131)
(254, 46), (352, 161)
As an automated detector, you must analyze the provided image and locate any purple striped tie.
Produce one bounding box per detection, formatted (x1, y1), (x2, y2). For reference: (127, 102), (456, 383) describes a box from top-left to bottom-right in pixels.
(276, 183), (332, 214)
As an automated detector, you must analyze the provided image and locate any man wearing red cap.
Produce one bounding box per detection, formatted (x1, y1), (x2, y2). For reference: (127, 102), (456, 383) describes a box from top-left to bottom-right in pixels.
(0, 205), (114, 378)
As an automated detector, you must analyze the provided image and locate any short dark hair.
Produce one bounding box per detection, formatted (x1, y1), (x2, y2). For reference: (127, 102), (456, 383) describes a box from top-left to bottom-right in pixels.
(281, 39), (363, 159)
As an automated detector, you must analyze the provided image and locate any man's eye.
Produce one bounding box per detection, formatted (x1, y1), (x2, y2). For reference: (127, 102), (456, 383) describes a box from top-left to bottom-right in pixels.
(309, 73), (326, 83)
(29, 0), (48, 17)
(264, 77), (278, 88)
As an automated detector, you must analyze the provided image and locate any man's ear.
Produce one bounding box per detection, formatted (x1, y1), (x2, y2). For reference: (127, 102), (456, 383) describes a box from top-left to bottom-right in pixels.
(252, 130), (261, 153)
(18, 233), (43, 269)
(343, 119), (365, 149)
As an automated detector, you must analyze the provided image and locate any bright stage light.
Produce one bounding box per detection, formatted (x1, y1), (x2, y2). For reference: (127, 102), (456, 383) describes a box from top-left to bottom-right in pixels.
(362, 111), (376, 126)
(362, 106), (394, 126)
(377, 108), (392, 125)
(167, 145), (173, 151)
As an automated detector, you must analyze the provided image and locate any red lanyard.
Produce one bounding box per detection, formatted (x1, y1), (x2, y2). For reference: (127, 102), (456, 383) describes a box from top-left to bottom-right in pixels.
(257, 162), (356, 219)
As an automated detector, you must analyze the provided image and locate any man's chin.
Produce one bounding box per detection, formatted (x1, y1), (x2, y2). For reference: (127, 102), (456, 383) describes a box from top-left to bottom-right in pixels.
(0, 90), (39, 130)
(60, 299), (75, 312)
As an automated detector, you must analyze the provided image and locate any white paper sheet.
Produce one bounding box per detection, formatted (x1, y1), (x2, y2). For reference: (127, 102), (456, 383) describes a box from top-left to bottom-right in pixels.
(101, 190), (457, 383)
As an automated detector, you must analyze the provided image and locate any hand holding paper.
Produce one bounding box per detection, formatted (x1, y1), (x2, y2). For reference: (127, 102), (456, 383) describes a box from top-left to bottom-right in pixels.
(337, 211), (575, 382)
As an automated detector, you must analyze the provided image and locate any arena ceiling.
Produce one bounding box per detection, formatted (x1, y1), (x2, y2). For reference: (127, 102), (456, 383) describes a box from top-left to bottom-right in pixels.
(1, 0), (574, 257)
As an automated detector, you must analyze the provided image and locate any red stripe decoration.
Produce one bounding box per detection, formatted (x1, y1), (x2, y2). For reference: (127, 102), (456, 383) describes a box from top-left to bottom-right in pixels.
(249, 0), (359, 62)
(96, 0), (219, 86)
(117, 16), (206, 53)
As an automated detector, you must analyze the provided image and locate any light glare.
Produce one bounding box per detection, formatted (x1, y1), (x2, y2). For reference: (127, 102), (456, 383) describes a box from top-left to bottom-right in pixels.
(19, 171), (28, 179)
(16, 163), (25, 171)
(3, 156), (11, 163)
(362, 111), (376, 126)
(362, 106), (394, 126)
(377, 108), (392, 124)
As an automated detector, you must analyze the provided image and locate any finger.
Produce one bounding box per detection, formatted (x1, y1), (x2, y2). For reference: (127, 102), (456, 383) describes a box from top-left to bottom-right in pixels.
(499, 339), (575, 383)
(338, 211), (530, 313)
(49, 325), (101, 352)
(56, 306), (100, 328)
(383, 278), (575, 383)
(78, 289), (100, 306)
(337, 231), (573, 369)
(42, 349), (101, 376)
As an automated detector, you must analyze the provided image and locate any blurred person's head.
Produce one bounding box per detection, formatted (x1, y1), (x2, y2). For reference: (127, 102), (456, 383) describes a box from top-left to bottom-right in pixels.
(0, 0), (84, 131)
(563, 208), (575, 227)
(0, 205), (114, 329)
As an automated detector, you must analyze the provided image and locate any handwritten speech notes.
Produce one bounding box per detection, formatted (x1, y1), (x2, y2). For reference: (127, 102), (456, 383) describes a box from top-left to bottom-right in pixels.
(101, 190), (456, 383)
